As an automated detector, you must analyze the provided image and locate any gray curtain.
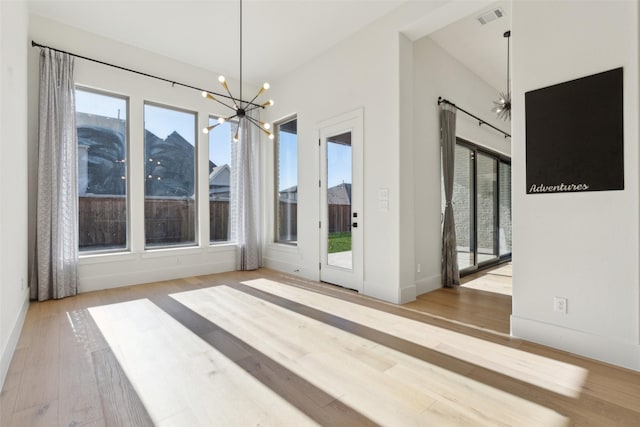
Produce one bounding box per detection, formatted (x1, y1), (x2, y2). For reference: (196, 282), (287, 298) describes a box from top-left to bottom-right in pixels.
(31, 48), (79, 301)
(230, 111), (262, 270)
(440, 103), (460, 287)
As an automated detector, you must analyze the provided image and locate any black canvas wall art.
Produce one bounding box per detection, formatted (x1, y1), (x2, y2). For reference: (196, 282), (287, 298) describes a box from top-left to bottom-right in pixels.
(525, 67), (623, 194)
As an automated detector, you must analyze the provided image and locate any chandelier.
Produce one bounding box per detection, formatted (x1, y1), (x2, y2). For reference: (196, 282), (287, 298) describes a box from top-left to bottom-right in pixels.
(492, 30), (511, 121)
(201, 0), (274, 141)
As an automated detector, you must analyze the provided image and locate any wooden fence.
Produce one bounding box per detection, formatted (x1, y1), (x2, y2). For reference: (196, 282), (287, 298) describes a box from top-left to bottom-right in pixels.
(328, 204), (351, 233)
(209, 200), (230, 242)
(277, 202), (351, 238)
(79, 196), (230, 249)
(144, 198), (196, 245)
(79, 197), (351, 249)
(79, 196), (127, 249)
(277, 201), (298, 241)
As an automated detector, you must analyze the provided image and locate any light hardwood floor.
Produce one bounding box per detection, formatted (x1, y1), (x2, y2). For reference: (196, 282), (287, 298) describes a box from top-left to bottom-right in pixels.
(1, 268), (639, 426)
(404, 263), (514, 335)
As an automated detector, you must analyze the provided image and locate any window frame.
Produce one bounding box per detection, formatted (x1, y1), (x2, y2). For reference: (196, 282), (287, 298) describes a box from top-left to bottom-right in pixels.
(143, 101), (199, 250)
(207, 114), (238, 245)
(75, 85), (131, 255)
(273, 115), (298, 246)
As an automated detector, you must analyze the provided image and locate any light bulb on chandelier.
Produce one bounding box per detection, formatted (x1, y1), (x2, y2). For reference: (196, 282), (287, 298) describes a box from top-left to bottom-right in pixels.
(201, 0), (274, 141)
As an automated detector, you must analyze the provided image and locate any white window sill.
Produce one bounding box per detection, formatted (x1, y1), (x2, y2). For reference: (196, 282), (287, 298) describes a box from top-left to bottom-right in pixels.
(79, 251), (137, 265)
(141, 245), (204, 259)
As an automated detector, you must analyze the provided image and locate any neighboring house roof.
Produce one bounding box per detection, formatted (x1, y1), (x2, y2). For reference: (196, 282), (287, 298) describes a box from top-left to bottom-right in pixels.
(209, 164), (230, 186)
(279, 185), (298, 194)
(144, 130), (198, 197)
(209, 164), (231, 200)
(278, 185), (298, 203)
(77, 125), (127, 196)
(327, 183), (351, 205)
(77, 113), (219, 197)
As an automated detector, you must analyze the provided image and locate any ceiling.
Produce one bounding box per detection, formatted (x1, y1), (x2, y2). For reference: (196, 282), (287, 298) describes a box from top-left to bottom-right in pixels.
(27, 0), (409, 84)
(428, 0), (511, 91)
(27, 0), (508, 90)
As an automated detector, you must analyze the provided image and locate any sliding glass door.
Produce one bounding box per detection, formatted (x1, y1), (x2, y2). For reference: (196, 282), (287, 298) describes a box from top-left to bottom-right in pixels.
(451, 139), (511, 273)
(499, 162), (512, 256)
(476, 152), (497, 264)
(453, 145), (474, 270)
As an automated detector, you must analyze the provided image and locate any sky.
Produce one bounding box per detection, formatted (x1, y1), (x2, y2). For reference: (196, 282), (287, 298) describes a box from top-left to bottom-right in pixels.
(208, 118), (233, 167)
(144, 104), (195, 145)
(327, 141), (352, 188)
(278, 129), (352, 191)
(278, 130), (297, 191)
(76, 89), (351, 190)
(210, 124), (352, 192)
(76, 89), (126, 120)
(76, 89), (197, 145)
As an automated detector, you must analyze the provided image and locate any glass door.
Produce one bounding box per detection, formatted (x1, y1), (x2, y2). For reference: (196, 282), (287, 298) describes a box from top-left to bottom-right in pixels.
(326, 132), (353, 270)
(499, 162), (512, 257)
(451, 139), (511, 274)
(476, 152), (498, 265)
(319, 109), (363, 292)
(453, 144), (475, 270)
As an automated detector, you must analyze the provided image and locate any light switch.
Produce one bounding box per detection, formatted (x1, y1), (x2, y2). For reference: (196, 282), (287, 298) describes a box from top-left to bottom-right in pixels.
(378, 188), (389, 200)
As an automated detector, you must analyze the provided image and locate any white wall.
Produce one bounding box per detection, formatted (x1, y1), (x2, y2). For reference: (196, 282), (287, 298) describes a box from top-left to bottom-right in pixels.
(261, 0), (506, 303)
(399, 33), (416, 302)
(511, 0), (640, 370)
(26, 1), (506, 309)
(261, 18), (398, 302)
(262, 1), (461, 303)
(28, 15), (258, 292)
(1, 0), (30, 389)
(412, 35), (511, 295)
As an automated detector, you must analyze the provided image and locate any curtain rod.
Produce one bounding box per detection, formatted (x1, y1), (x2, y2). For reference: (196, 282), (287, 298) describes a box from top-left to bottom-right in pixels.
(437, 97), (511, 139)
(31, 40), (261, 108)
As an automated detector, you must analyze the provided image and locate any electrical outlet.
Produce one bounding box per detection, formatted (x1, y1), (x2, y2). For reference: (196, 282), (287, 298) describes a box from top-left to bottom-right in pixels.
(21, 277), (25, 291)
(416, 263), (421, 273)
(553, 297), (568, 314)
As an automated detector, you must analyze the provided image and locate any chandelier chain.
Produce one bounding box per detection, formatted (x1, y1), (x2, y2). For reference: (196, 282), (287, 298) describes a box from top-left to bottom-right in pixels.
(200, 0), (275, 140)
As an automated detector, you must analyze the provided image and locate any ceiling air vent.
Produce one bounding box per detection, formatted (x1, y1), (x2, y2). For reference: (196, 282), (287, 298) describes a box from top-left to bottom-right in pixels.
(477, 8), (505, 25)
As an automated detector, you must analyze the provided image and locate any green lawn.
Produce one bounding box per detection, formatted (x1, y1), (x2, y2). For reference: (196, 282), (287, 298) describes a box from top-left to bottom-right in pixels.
(328, 232), (352, 253)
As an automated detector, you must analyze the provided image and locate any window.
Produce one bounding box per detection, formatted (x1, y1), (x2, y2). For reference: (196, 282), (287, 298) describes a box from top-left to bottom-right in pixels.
(274, 117), (298, 244)
(76, 88), (128, 252)
(208, 116), (237, 243)
(144, 103), (197, 248)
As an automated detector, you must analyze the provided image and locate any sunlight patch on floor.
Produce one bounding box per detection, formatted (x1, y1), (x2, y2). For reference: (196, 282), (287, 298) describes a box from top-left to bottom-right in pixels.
(172, 284), (570, 426)
(88, 299), (318, 427)
(242, 278), (586, 399)
(461, 263), (513, 296)
(461, 275), (513, 296)
(487, 264), (512, 277)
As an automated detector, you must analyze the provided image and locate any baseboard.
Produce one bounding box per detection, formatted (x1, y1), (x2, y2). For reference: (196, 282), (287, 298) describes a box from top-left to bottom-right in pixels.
(415, 274), (441, 296)
(79, 260), (237, 293)
(399, 285), (417, 304)
(1, 291), (29, 389)
(262, 256), (319, 283)
(511, 315), (640, 371)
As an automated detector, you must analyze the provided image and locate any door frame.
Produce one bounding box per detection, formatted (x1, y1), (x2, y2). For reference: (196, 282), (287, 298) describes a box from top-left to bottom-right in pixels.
(318, 108), (364, 292)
